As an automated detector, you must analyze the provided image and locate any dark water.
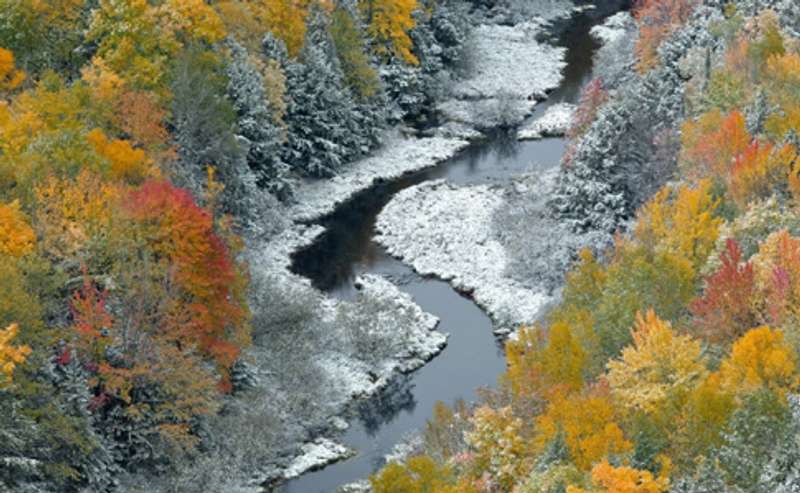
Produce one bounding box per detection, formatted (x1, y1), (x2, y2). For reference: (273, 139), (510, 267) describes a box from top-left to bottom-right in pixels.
(283, 10), (601, 493)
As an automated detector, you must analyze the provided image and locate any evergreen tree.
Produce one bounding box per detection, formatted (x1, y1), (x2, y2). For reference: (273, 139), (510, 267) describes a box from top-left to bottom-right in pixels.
(170, 44), (265, 219)
(225, 40), (292, 199)
(283, 9), (374, 177)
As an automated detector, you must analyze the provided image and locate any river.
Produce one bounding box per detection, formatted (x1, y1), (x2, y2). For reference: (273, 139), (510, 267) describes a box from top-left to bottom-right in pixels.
(283, 8), (604, 493)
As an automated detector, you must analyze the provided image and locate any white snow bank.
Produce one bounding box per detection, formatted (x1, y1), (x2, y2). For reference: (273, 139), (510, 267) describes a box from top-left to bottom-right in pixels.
(318, 274), (447, 405)
(338, 480), (371, 493)
(452, 21), (566, 101)
(289, 135), (470, 223)
(375, 181), (551, 334)
(590, 11), (636, 45)
(283, 439), (356, 480)
(518, 103), (576, 140)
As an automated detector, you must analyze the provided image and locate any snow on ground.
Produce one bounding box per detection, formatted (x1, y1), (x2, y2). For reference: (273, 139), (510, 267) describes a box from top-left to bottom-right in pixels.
(452, 21), (566, 101)
(317, 274), (447, 406)
(590, 11), (636, 45)
(375, 180), (551, 334)
(436, 16), (569, 130)
(517, 103), (576, 140)
(289, 134), (470, 223)
(283, 439), (357, 480)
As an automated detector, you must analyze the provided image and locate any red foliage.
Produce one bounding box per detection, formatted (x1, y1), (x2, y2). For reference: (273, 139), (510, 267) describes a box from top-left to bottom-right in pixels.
(568, 78), (609, 141)
(690, 239), (757, 343)
(124, 180), (248, 374)
(55, 348), (72, 366)
(71, 268), (113, 356)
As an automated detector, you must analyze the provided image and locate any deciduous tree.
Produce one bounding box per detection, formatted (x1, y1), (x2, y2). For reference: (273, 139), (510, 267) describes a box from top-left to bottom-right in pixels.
(0, 323), (30, 387)
(0, 200), (35, 257)
(607, 310), (707, 417)
(718, 326), (796, 396)
(360, 0), (419, 65)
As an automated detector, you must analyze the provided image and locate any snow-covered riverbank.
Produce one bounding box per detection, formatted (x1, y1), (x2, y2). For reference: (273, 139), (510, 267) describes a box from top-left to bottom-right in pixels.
(374, 178), (554, 335)
(236, 3), (596, 489)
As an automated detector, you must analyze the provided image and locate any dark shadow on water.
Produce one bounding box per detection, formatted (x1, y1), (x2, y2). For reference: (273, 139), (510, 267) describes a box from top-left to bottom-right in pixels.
(354, 376), (417, 438)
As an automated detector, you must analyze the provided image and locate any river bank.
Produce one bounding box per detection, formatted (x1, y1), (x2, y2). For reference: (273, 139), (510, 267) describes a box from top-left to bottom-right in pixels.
(236, 3), (629, 492)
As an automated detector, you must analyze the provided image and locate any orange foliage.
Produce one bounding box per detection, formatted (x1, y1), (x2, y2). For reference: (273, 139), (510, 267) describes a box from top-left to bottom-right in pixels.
(70, 270), (114, 359)
(0, 200), (36, 257)
(750, 230), (800, 326)
(0, 48), (25, 92)
(87, 128), (154, 182)
(117, 91), (170, 152)
(634, 0), (698, 73)
(567, 460), (670, 493)
(730, 142), (797, 207)
(124, 180), (249, 378)
(718, 326), (797, 396)
(681, 110), (751, 181)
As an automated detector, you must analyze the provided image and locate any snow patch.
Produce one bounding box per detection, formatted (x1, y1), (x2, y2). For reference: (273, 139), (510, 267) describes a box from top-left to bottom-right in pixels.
(283, 439), (356, 480)
(453, 21), (566, 101)
(590, 12), (636, 45)
(375, 181), (551, 334)
(338, 480), (372, 493)
(518, 103), (576, 140)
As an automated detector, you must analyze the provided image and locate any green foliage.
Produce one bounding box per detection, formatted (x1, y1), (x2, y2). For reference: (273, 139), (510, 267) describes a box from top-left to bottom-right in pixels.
(331, 7), (380, 100)
(593, 243), (696, 362)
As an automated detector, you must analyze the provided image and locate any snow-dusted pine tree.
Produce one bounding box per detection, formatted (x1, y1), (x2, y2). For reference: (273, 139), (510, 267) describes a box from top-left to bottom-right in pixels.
(283, 8), (375, 177)
(225, 39), (292, 199)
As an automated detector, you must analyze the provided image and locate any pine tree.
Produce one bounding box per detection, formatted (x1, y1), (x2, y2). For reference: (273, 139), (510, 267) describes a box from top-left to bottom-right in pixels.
(225, 40), (292, 199)
(284, 9), (372, 177)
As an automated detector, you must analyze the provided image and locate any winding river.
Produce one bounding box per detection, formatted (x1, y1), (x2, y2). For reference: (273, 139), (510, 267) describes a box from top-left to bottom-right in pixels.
(283, 9), (604, 493)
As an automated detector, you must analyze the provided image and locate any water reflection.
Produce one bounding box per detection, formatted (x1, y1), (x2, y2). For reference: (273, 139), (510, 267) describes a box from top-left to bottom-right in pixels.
(354, 376), (417, 437)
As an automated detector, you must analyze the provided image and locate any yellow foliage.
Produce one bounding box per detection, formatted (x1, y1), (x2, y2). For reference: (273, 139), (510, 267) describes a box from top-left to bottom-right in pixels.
(160, 0), (227, 44)
(0, 323), (31, 387)
(0, 47), (25, 92)
(635, 181), (721, 270)
(258, 0), (312, 58)
(506, 322), (586, 402)
(536, 387), (631, 470)
(567, 460), (669, 493)
(33, 170), (124, 260)
(0, 76), (125, 199)
(370, 455), (456, 493)
(607, 310), (707, 416)
(80, 58), (125, 106)
(764, 52), (800, 139)
(0, 200), (36, 257)
(87, 128), (154, 182)
(718, 326), (797, 396)
(361, 0), (420, 65)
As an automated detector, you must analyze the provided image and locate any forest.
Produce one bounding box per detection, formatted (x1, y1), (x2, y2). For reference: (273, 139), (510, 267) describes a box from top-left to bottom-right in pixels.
(2, 0), (800, 492)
